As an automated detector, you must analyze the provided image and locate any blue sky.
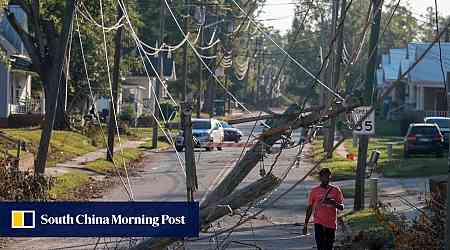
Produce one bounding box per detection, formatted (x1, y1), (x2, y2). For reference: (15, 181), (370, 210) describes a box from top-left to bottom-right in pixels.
(260, 0), (450, 34)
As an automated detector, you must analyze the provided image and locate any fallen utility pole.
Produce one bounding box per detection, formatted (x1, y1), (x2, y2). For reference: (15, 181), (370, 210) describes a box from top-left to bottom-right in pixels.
(106, 2), (124, 162)
(131, 102), (358, 250)
(354, 0), (382, 211)
(152, 0), (165, 149)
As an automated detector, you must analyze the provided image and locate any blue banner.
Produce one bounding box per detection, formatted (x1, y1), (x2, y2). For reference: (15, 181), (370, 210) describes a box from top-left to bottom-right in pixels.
(0, 202), (199, 237)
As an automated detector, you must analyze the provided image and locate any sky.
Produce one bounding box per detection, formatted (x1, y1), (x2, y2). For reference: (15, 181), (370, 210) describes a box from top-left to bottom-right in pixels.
(259, 0), (450, 34)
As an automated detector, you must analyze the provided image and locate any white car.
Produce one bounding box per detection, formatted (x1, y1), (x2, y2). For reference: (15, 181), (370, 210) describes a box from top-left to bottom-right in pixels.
(175, 118), (224, 152)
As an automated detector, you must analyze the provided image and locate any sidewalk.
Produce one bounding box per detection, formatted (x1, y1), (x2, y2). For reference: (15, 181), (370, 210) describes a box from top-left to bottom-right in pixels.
(44, 140), (144, 177)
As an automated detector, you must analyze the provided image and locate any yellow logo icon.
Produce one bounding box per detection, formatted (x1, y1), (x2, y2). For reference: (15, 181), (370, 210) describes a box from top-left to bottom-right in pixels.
(11, 210), (35, 229)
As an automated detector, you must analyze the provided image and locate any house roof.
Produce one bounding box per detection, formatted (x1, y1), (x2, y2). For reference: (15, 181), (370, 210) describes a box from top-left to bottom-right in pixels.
(380, 42), (450, 87)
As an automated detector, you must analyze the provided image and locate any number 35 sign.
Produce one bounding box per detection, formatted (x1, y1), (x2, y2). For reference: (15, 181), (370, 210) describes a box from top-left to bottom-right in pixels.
(352, 106), (375, 135)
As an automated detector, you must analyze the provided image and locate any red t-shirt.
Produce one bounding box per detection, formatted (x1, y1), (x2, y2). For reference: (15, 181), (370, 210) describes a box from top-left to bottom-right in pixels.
(308, 185), (344, 229)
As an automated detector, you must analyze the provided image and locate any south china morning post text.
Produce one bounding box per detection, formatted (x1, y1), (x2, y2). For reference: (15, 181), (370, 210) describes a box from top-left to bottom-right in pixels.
(0, 202), (199, 237)
(40, 213), (186, 227)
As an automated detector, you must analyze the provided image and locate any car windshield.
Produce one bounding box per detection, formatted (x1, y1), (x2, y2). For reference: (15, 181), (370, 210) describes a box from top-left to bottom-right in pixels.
(410, 126), (438, 134)
(221, 122), (232, 128)
(426, 119), (450, 129)
(192, 121), (211, 129)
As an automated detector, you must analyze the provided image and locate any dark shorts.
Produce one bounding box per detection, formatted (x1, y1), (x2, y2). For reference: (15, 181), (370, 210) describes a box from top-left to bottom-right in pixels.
(314, 223), (336, 250)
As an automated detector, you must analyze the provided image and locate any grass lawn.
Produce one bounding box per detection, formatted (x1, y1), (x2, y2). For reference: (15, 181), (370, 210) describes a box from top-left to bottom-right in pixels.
(312, 138), (356, 181)
(341, 209), (393, 248)
(49, 172), (90, 200)
(344, 136), (447, 178)
(341, 184), (371, 198)
(84, 148), (142, 174)
(2, 128), (97, 167)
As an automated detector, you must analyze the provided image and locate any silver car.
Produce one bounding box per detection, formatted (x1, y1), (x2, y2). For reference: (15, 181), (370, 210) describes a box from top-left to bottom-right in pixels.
(175, 118), (224, 152)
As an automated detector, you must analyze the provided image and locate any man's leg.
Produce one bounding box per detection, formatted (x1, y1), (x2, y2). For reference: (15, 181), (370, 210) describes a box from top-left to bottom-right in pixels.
(323, 226), (336, 250)
(314, 224), (325, 250)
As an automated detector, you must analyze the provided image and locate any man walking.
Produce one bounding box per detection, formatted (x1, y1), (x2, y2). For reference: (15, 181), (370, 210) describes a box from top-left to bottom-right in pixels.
(303, 168), (344, 250)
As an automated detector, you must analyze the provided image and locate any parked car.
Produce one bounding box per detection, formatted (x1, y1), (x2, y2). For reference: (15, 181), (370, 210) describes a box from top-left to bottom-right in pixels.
(424, 116), (450, 146)
(220, 121), (243, 142)
(404, 123), (443, 158)
(175, 118), (224, 152)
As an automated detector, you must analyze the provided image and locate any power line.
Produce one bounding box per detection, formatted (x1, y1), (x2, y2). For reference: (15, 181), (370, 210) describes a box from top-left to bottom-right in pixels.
(231, 0), (345, 102)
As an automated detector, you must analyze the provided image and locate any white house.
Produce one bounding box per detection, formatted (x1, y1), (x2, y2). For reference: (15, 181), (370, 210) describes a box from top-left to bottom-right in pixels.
(378, 42), (450, 119)
(0, 5), (42, 127)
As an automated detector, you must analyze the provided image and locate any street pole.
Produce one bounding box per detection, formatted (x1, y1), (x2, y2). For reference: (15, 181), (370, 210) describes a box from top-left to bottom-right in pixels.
(324, 0), (339, 157)
(446, 71), (450, 250)
(152, 0), (165, 149)
(107, 2), (124, 161)
(196, 6), (203, 118)
(354, 0), (382, 211)
(182, 100), (197, 202)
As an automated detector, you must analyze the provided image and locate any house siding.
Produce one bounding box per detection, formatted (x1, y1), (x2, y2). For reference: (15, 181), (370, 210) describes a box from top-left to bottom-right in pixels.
(0, 63), (9, 118)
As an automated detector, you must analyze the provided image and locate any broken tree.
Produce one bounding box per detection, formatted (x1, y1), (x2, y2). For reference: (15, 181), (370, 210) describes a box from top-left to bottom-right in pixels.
(6, 0), (77, 174)
(131, 102), (357, 250)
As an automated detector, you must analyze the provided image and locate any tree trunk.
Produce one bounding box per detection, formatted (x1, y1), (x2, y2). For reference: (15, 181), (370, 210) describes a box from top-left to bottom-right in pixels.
(34, 0), (76, 175)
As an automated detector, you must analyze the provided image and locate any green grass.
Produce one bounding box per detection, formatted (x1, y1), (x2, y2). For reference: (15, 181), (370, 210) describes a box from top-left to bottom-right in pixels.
(139, 140), (170, 150)
(2, 128), (97, 166)
(49, 172), (90, 200)
(343, 136), (447, 178)
(126, 128), (153, 139)
(341, 209), (394, 249)
(312, 138), (356, 181)
(341, 184), (371, 198)
(84, 148), (142, 174)
(343, 209), (381, 232)
(382, 158), (447, 177)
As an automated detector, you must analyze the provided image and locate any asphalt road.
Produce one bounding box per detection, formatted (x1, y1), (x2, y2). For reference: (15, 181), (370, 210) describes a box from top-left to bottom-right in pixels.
(6, 121), (323, 250)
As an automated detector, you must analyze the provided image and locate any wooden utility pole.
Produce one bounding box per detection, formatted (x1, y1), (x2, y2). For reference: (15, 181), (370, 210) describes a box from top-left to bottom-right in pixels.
(354, 0), (382, 211)
(446, 71), (450, 250)
(196, 6), (203, 119)
(324, 0), (339, 157)
(107, 2), (124, 162)
(182, 99), (197, 202)
(152, 0), (165, 149)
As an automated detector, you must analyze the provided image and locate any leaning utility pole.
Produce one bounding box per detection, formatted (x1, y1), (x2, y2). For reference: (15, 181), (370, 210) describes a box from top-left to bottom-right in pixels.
(152, 0), (165, 149)
(107, 2), (124, 162)
(324, 0), (339, 157)
(354, 0), (382, 211)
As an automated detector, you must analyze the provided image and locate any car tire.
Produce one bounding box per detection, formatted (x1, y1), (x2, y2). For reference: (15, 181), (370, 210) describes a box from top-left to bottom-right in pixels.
(205, 147), (212, 152)
(176, 146), (184, 152)
(217, 147), (222, 151)
(235, 137), (241, 143)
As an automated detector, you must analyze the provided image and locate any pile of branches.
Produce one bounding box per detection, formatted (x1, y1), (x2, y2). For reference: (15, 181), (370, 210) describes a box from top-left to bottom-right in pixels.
(374, 202), (445, 250)
(0, 163), (53, 201)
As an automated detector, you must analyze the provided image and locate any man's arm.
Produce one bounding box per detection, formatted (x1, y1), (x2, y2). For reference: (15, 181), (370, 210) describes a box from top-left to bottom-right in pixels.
(303, 205), (313, 235)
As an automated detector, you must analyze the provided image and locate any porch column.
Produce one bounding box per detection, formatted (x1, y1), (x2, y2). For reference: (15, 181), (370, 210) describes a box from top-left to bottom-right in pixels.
(409, 83), (415, 105)
(419, 86), (425, 110)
